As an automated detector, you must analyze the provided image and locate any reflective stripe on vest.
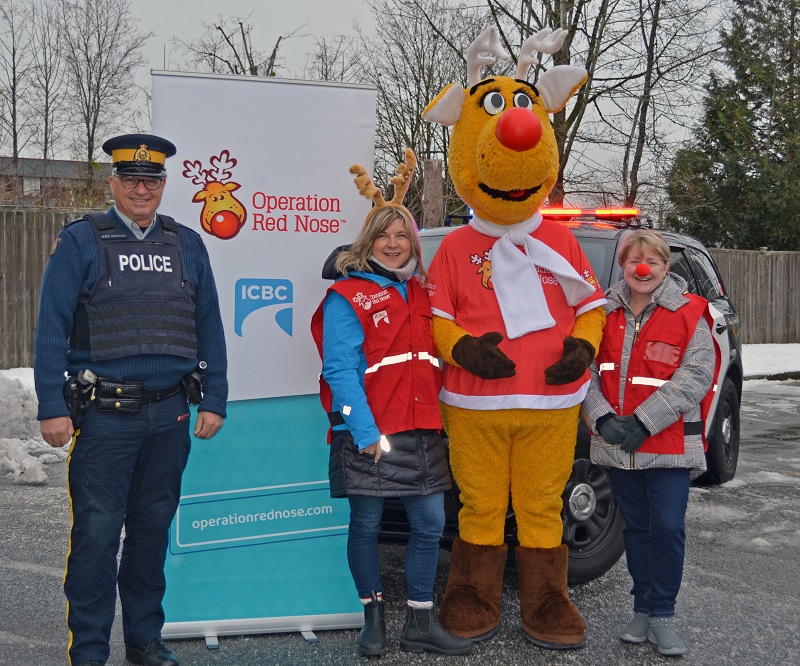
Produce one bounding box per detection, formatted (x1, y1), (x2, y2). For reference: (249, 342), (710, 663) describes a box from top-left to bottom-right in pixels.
(631, 376), (668, 387)
(365, 351), (439, 375)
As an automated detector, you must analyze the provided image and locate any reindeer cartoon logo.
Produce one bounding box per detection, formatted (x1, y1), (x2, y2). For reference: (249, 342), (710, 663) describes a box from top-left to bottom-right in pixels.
(182, 150), (247, 240)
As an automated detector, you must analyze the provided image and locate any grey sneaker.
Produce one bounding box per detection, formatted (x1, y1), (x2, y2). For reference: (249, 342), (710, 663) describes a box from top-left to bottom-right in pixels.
(619, 612), (649, 643)
(647, 617), (687, 656)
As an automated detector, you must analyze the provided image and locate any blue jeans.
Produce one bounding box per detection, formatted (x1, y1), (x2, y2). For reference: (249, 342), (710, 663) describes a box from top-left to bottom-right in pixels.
(607, 467), (690, 618)
(347, 493), (445, 602)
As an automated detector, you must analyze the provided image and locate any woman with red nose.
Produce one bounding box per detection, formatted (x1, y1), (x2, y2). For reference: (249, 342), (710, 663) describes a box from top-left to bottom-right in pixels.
(581, 230), (716, 657)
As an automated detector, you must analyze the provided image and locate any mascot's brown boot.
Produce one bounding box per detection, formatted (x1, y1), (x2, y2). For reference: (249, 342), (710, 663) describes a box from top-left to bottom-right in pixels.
(516, 544), (586, 650)
(438, 537), (508, 641)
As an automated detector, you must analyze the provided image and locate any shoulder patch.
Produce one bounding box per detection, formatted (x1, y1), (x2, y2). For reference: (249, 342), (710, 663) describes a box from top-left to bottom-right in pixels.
(49, 237), (64, 256)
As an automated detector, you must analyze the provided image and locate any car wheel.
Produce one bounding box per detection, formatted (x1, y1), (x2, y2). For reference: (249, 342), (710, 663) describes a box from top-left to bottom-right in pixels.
(696, 376), (740, 485)
(562, 455), (625, 585)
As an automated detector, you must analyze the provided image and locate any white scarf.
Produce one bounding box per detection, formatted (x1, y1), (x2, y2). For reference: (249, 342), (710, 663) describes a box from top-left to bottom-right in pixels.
(469, 214), (596, 339)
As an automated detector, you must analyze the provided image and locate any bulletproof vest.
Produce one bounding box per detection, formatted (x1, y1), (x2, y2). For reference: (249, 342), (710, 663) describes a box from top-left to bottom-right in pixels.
(70, 213), (198, 361)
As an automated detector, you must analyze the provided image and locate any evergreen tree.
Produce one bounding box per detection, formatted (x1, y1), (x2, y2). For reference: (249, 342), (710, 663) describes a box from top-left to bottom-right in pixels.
(666, 0), (800, 250)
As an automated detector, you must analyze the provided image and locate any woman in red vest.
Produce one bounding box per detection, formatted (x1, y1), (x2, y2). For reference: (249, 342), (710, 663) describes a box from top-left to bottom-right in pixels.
(311, 151), (472, 658)
(581, 230), (716, 657)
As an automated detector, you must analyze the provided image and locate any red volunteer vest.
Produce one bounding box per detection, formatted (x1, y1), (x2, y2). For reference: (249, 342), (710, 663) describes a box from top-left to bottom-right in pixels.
(311, 275), (443, 438)
(598, 294), (717, 454)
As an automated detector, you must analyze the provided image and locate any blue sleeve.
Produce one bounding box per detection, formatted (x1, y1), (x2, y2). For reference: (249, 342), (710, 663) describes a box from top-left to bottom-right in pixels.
(33, 230), (84, 420)
(185, 234), (229, 418)
(321, 291), (380, 449)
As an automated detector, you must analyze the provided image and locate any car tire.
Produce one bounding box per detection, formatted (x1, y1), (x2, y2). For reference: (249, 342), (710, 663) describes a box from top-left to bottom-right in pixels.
(696, 376), (740, 485)
(562, 451), (625, 586)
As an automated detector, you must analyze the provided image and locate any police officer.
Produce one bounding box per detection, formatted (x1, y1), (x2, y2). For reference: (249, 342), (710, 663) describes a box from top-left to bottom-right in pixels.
(33, 134), (228, 666)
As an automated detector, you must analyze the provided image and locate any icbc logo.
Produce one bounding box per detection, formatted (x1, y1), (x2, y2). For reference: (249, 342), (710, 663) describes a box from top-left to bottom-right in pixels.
(234, 278), (294, 337)
(182, 149), (247, 240)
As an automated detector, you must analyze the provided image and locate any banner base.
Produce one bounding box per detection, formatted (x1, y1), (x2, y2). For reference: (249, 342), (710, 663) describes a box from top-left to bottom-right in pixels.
(163, 611), (363, 641)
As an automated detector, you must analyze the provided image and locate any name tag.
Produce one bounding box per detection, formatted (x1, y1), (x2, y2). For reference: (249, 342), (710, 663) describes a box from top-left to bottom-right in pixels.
(118, 254), (173, 272)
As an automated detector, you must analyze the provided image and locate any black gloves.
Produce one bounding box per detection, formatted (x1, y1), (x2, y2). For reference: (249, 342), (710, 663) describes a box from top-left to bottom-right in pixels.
(596, 413), (650, 452)
(596, 414), (630, 445)
(452, 332), (516, 380)
(544, 336), (595, 385)
(620, 416), (650, 453)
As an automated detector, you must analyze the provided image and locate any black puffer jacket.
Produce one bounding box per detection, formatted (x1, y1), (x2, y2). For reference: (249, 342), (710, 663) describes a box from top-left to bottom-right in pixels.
(328, 428), (451, 498)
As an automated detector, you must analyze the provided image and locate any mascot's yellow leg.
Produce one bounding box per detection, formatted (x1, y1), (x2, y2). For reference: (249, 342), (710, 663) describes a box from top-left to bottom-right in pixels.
(511, 405), (580, 548)
(508, 406), (585, 649)
(441, 404), (512, 546)
(437, 404), (512, 640)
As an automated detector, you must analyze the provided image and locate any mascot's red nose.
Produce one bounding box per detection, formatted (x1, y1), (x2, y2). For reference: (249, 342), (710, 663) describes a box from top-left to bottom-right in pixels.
(496, 107), (542, 152)
(635, 263), (651, 277)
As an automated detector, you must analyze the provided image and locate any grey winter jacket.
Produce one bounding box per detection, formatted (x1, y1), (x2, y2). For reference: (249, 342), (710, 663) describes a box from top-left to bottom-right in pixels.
(581, 273), (715, 471)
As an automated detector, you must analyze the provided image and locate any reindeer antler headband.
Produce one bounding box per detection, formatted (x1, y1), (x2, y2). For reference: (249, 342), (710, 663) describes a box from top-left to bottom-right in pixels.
(349, 148), (417, 224)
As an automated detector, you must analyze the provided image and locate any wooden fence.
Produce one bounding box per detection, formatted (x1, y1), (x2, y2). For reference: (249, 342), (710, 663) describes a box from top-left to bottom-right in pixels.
(1, 209), (798, 369)
(0, 207), (102, 370)
(709, 248), (800, 345)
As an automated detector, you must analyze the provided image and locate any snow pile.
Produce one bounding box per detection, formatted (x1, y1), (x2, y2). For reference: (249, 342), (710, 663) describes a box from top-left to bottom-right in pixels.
(0, 370), (67, 485)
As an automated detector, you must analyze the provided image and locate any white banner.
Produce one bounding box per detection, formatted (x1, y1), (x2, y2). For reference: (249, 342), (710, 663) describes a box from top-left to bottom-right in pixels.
(152, 71), (377, 400)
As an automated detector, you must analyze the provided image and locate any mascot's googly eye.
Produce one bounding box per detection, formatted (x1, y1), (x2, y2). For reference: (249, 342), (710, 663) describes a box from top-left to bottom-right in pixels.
(482, 91), (505, 115)
(513, 92), (533, 109)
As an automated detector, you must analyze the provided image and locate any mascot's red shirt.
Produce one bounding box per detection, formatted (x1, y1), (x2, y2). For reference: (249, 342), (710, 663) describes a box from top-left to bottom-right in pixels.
(427, 221), (606, 410)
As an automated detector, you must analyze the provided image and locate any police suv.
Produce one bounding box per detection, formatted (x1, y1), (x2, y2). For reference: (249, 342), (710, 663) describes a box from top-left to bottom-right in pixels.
(379, 208), (743, 585)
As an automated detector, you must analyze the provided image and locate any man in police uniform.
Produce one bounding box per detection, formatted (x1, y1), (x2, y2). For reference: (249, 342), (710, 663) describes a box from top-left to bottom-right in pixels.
(34, 134), (228, 666)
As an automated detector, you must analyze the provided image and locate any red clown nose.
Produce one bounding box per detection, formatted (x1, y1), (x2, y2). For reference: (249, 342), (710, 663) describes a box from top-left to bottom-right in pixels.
(634, 263), (651, 277)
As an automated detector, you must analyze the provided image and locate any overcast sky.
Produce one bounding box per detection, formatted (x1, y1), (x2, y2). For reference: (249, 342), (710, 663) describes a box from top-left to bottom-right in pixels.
(135, 0), (372, 80)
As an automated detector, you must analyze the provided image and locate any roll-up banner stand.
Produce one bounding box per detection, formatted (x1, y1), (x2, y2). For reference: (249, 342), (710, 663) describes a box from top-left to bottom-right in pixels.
(151, 71), (377, 643)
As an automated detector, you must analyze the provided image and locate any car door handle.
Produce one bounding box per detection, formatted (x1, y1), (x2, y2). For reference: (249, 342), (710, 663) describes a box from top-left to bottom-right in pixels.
(715, 323), (727, 333)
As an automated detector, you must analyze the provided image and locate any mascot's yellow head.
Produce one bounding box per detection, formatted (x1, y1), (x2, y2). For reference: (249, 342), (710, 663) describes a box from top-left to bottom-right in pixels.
(424, 27), (587, 225)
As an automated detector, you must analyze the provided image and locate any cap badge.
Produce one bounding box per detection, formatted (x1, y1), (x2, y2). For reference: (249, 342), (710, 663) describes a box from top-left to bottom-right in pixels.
(134, 144), (151, 162)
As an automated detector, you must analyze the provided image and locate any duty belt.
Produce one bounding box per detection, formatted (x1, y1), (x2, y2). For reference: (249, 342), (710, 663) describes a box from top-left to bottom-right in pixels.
(95, 378), (184, 413)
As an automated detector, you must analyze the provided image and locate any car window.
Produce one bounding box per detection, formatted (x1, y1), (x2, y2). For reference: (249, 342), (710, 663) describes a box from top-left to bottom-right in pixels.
(420, 234), (443, 268)
(669, 249), (699, 294)
(686, 247), (725, 300)
(574, 236), (618, 288)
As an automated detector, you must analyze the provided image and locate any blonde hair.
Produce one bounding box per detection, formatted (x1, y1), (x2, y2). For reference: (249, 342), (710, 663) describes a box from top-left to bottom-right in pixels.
(335, 206), (428, 282)
(618, 230), (670, 266)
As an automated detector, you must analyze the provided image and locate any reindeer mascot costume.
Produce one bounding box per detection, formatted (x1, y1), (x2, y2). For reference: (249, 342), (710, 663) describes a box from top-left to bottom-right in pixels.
(424, 27), (606, 649)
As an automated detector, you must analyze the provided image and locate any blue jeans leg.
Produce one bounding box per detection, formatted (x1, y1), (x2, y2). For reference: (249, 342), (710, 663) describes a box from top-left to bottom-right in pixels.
(401, 493), (445, 603)
(608, 467), (690, 618)
(347, 495), (384, 598)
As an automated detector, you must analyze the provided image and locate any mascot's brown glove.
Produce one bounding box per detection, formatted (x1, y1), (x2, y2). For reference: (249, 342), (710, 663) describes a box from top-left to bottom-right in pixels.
(452, 332), (516, 380)
(544, 336), (595, 385)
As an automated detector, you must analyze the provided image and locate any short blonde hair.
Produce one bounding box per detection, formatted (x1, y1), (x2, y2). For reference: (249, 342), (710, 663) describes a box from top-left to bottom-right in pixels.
(618, 230), (670, 266)
(335, 206), (428, 282)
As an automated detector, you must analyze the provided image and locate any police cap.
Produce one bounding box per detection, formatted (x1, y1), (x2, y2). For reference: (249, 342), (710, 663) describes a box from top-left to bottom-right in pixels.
(102, 133), (177, 177)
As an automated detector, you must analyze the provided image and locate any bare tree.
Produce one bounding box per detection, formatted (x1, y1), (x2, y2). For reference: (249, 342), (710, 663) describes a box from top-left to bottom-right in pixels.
(304, 34), (362, 83)
(27, 0), (68, 159)
(59, 0), (150, 164)
(350, 0), (486, 222)
(0, 0), (33, 159)
(174, 14), (299, 78)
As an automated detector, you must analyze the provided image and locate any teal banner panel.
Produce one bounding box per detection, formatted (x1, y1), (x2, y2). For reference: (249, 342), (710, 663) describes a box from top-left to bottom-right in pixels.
(163, 395), (361, 629)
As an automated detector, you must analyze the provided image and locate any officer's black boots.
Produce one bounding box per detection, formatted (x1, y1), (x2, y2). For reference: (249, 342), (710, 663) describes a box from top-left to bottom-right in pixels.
(357, 592), (387, 656)
(400, 606), (474, 655)
(125, 638), (179, 665)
